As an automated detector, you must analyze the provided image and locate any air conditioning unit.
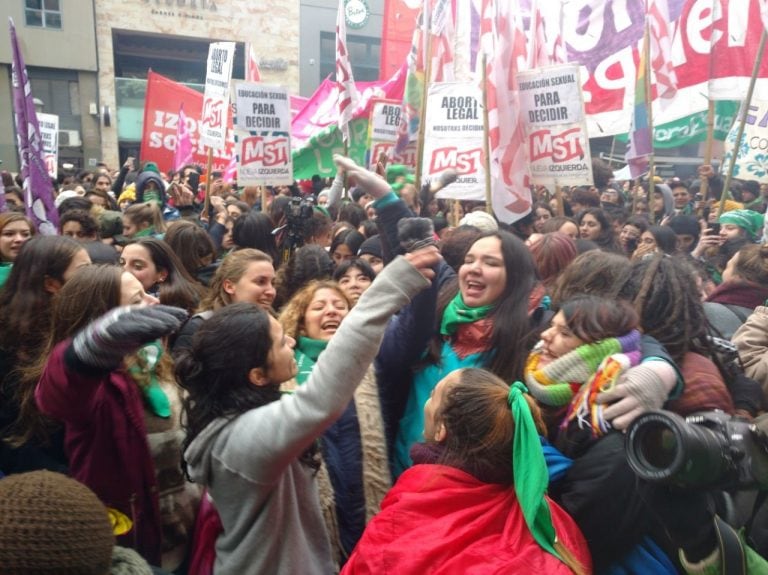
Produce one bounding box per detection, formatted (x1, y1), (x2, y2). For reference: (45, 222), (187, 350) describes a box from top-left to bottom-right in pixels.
(58, 130), (82, 147)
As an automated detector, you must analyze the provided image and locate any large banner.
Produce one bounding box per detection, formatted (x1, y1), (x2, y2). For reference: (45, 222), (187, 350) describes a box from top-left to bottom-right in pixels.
(200, 42), (236, 150)
(140, 71), (234, 174)
(234, 83), (293, 186)
(380, 0), (421, 80)
(37, 112), (58, 179)
(569, 0), (768, 138)
(422, 82), (486, 201)
(291, 66), (407, 178)
(721, 99), (768, 183)
(518, 66), (593, 187)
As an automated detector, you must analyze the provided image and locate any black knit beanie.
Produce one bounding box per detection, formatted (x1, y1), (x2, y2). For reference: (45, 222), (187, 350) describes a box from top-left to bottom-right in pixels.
(0, 471), (114, 575)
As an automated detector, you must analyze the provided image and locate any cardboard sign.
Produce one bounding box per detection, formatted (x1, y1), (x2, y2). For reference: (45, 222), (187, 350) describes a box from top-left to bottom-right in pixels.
(200, 42), (236, 150)
(722, 99), (768, 183)
(234, 83), (291, 132)
(37, 112), (58, 179)
(518, 66), (593, 187)
(236, 131), (293, 186)
(422, 82), (486, 201)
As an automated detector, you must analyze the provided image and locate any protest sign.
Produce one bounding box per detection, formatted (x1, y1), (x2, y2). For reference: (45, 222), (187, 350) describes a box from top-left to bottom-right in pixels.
(721, 99), (768, 183)
(37, 112), (58, 179)
(200, 42), (236, 150)
(421, 82), (486, 201)
(367, 99), (401, 169)
(235, 83), (292, 132)
(140, 71), (234, 174)
(236, 132), (293, 186)
(518, 66), (593, 187)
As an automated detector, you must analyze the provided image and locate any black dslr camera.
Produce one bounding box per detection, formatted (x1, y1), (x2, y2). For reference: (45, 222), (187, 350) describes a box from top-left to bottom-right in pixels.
(626, 410), (768, 491)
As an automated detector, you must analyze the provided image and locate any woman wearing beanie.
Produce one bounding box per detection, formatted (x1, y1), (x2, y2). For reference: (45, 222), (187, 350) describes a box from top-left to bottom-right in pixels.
(177, 248), (437, 574)
(32, 267), (197, 569)
(342, 369), (591, 574)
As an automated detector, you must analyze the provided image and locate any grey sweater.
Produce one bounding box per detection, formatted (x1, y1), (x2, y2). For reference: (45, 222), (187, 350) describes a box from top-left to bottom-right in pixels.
(184, 256), (430, 575)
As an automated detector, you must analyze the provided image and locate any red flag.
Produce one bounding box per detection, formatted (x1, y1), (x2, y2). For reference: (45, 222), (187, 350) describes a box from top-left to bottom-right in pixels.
(480, 0), (531, 224)
(648, 0), (677, 101)
(173, 103), (194, 172)
(247, 44), (262, 82)
(336, 0), (360, 143)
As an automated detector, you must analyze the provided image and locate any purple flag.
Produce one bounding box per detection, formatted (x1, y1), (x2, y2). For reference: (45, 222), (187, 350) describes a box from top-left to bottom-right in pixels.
(9, 18), (58, 234)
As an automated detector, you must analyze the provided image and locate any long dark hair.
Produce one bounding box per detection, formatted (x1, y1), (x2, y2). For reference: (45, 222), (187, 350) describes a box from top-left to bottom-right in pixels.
(129, 237), (206, 313)
(426, 230), (537, 383)
(232, 211), (279, 262)
(0, 235), (85, 361)
(176, 303), (318, 478)
(617, 255), (711, 365)
(577, 208), (620, 252)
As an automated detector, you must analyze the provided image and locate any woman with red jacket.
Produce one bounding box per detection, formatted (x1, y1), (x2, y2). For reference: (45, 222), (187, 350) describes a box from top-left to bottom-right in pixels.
(33, 265), (193, 568)
(342, 368), (591, 574)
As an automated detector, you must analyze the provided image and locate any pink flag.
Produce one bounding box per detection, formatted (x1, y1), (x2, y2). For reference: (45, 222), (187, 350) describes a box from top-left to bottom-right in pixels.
(336, 0), (360, 143)
(222, 154), (237, 184)
(480, 0), (531, 224)
(173, 104), (194, 172)
(247, 44), (262, 82)
(648, 0), (678, 100)
(530, 0), (567, 68)
(430, 0), (456, 82)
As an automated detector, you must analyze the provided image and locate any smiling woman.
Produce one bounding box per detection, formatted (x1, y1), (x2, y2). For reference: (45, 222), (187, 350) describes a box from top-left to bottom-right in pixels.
(378, 230), (538, 479)
(278, 279), (391, 561)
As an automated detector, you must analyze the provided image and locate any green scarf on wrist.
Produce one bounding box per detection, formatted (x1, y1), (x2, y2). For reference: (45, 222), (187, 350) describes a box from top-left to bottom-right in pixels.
(294, 336), (328, 385)
(439, 292), (493, 336)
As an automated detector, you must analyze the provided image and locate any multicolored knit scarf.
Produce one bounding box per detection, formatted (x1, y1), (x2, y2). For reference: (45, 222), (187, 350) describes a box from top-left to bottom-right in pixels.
(525, 330), (642, 434)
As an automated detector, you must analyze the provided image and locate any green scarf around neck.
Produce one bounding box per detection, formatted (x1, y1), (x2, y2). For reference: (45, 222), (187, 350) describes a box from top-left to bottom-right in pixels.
(440, 292), (493, 336)
(294, 336), (328, 385)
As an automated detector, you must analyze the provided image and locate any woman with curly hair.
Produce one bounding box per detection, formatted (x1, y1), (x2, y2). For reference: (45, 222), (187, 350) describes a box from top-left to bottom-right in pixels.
(576, 208), (621, 253)
(273, 244), (334, 310)
(279, 279), (391, 562)
(177, 248), (437, 574)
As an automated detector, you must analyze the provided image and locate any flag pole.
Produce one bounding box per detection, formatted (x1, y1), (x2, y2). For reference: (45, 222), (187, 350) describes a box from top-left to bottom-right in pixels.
(481, 53), (493, 215)
(719, 29), (768, 219)
(698, 100), (715, 216)
(414, 12), (433, 188)
(204, 147), (214, 219)
(644, 15), (655, 188)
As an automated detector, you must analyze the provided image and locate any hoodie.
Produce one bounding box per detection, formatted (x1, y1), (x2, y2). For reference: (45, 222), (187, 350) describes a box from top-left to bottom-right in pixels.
(183, 256), (430, 575)
(134, 171), (167, 207)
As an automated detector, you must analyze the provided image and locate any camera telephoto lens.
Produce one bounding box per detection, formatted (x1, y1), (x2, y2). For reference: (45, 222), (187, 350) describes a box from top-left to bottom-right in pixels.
(626, 410), (730, 488)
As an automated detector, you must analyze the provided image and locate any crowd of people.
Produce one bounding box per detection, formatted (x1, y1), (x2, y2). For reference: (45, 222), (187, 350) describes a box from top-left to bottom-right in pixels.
(0, 154), (767, 574)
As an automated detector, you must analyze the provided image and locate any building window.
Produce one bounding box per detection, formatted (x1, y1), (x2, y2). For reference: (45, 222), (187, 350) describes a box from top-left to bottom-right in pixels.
(320, 31), (380, 82)
(25, 0), (62, 30)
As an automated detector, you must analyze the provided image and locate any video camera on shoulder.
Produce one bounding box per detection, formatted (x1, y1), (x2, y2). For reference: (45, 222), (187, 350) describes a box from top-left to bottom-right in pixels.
(626, 410), (768, 491)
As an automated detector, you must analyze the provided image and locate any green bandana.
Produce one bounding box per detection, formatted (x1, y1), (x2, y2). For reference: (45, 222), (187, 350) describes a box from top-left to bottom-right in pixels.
(294, 337), (328, 385)
(508, 381), (562, 562)
(439, 292), (493, 336)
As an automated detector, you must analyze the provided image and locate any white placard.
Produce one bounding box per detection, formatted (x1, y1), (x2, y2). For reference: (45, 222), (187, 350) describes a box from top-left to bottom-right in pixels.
(236, 131), (293, 186)
(422, 82), (486, 200)
(518, 65), (584, 127)
(234, 83), (291, 132)
(200, 42), (236, 150)
(37, 112), (58, 179)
